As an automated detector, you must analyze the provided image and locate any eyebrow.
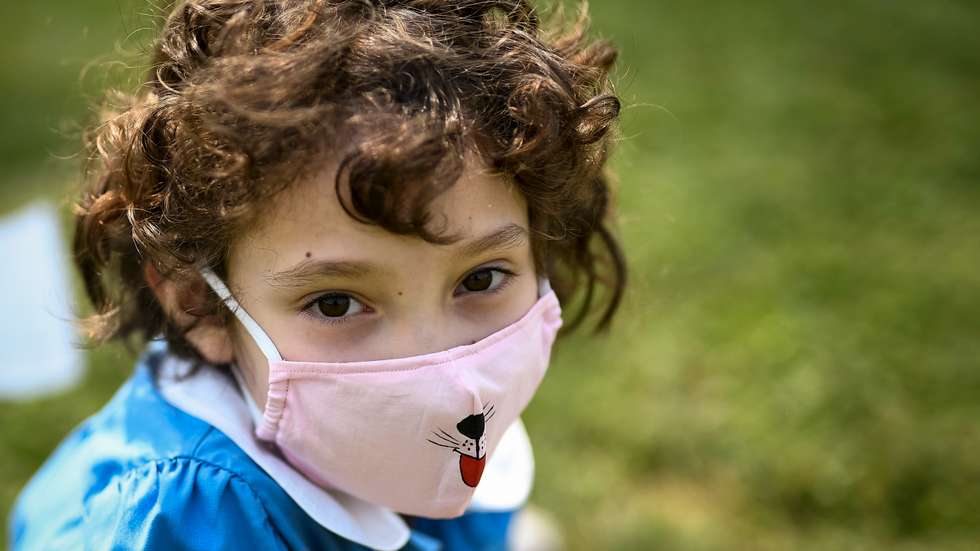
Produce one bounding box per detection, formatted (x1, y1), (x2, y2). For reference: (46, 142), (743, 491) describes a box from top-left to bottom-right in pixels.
(265, 222), (528, 288)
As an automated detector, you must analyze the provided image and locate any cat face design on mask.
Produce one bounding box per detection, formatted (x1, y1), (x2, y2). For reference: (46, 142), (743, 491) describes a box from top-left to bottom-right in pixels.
(428, 402), (496, 487)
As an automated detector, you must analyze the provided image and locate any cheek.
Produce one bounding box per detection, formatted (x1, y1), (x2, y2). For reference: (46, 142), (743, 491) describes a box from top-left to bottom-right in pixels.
(277, 317), (379, 363)
(452, 274), (540, 344)
(498, 269), (540, 322)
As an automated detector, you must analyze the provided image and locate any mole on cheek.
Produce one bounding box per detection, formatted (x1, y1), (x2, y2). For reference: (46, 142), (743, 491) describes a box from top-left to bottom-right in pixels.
(305, 251), (312, 258)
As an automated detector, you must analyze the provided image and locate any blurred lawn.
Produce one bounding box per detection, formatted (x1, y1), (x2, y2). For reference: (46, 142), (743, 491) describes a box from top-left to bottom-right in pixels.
(2, 1), (979, 549)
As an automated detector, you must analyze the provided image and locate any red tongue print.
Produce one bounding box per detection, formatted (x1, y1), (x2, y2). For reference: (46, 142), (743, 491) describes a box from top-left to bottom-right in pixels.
(459, 454), (487, 487)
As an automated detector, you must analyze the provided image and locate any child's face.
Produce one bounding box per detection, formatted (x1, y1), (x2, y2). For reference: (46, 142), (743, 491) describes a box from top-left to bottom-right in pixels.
(224, 153), (539, 407)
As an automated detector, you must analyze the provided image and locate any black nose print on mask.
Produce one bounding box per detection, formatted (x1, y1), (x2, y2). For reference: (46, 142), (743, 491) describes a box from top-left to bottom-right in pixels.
(456, 413), (485, 440)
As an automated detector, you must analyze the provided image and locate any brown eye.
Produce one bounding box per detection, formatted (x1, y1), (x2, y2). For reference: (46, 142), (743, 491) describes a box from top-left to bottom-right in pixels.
(304, 292), (367, 326)
(316, 294), (352, 317)
(462, 269), (494, 292)
(457, 267), (518, 296)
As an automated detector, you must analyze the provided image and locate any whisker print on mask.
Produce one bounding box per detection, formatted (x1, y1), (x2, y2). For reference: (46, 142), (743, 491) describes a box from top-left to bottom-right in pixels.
(426, 439), (458, 450)
(432, 431), (461, 447)
(437, 428), (461, 445)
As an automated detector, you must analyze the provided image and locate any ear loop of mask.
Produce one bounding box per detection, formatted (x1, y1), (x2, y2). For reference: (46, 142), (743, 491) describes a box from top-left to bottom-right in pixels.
(198, 266), (283, 361)
(198, 266), (281, 429)
(536, 273), (552, 298)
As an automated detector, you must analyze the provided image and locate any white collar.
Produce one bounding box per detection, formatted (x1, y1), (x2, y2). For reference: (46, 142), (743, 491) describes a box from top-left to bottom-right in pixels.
(151, 340), (535, 550)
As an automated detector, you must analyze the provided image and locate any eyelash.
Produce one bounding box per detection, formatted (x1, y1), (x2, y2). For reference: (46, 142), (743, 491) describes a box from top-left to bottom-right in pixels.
(299, 266), (519, 327)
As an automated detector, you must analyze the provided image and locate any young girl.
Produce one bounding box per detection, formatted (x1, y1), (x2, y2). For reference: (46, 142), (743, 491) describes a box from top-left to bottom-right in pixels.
(10, 0), (626, 548)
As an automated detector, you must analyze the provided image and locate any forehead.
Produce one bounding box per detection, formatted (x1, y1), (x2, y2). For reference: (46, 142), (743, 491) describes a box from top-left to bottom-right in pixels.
(232, 153), (529, 273)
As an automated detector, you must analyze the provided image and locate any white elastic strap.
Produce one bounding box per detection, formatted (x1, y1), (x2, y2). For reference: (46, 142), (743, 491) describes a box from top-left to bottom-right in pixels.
(198, 266), (283, 362)
(537, 276), (552, 299)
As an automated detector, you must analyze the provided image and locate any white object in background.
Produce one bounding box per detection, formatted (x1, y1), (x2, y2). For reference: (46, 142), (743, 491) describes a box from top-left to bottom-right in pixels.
(509, 504), (565, 551)
(0, 201), (83, 400)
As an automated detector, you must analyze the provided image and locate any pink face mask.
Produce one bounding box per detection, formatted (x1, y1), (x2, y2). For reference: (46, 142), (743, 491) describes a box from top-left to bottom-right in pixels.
(198, 267), (563, 518)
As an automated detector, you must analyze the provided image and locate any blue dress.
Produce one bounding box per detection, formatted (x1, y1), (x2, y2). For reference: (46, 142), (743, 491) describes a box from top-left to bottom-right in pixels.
(8, 344), (515, 550)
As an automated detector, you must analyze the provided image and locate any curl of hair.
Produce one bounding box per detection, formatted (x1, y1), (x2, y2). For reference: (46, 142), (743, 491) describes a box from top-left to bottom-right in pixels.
(73, 0), (628, 363)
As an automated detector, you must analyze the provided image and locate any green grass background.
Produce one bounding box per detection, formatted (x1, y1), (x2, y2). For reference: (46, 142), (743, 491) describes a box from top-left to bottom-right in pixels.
(2, 1), (978, 549)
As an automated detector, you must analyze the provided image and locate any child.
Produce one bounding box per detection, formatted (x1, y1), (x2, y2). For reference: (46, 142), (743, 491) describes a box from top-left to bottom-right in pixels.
(10, 0), (626, 548)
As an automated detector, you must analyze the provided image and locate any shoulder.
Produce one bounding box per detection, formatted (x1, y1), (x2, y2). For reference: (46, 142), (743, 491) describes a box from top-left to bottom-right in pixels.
(77, 455), (288, 551)
(9, 347), (367, 551)
(11, 413), (289, 549)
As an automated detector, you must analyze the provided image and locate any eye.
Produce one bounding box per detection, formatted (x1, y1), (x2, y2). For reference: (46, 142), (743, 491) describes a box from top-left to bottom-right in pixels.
(455, 266), (517, 297)
(302, 292), (368, 326)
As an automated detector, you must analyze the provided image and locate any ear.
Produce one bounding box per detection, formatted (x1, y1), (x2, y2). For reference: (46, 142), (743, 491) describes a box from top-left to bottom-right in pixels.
(144, 261), (234, 365)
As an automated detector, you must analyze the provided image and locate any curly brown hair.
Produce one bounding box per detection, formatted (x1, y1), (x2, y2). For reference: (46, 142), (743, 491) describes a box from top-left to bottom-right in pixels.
(73, 0), (628, 363)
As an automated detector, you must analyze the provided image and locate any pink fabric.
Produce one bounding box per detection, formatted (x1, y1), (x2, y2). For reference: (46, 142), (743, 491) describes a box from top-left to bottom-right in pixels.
(256, 288), (563, 518)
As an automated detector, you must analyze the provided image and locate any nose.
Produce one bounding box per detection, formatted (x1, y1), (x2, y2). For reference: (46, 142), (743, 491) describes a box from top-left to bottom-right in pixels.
(456, 413), (485, 440)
